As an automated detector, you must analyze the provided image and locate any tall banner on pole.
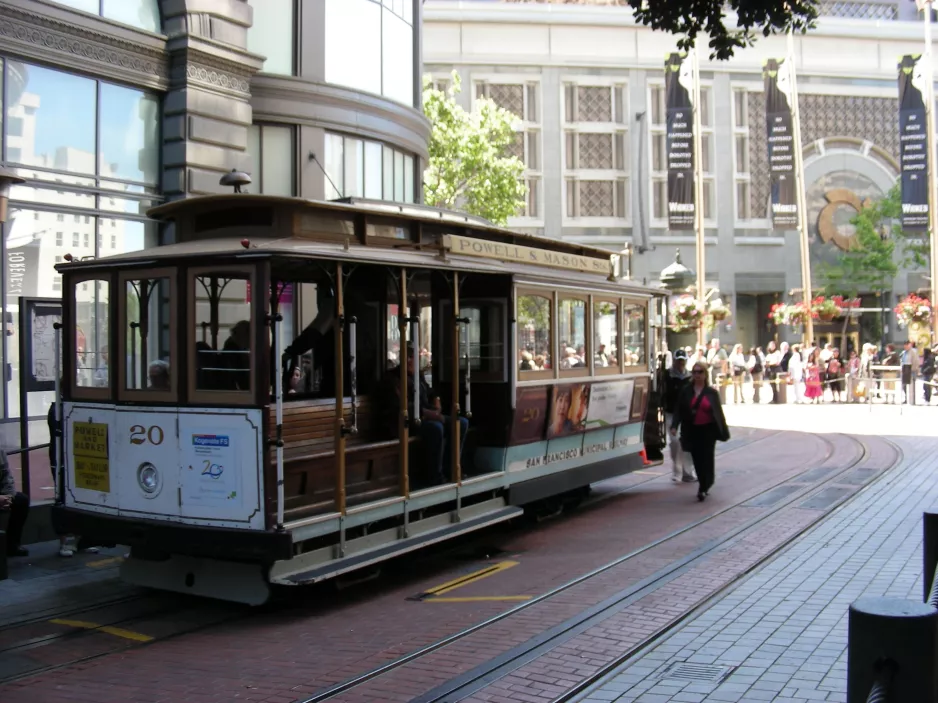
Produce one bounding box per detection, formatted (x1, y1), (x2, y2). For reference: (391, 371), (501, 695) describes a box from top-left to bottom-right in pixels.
(898, 54), (929, 231)
(763, 59), (798, 228)
(665, 52), (695, 230)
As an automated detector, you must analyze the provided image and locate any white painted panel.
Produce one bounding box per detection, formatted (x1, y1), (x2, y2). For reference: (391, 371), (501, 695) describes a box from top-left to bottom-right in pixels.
(800, 38), (879, 73)
(550, 26), (636, 62)
(115, 408), (180, 522)
(177, 408), (264, 530)
(424, 22), (463, 60)
(461, 24), (550, 58)
(64, 402), (118, 514)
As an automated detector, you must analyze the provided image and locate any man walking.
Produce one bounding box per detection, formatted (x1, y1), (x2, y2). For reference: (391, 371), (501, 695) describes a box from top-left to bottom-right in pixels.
(663, 350), (696, 483)
(1, 447), (29, 557)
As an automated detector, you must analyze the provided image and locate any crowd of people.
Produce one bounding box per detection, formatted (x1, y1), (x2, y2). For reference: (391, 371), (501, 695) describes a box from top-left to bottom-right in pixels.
(664, 337), (936, 406)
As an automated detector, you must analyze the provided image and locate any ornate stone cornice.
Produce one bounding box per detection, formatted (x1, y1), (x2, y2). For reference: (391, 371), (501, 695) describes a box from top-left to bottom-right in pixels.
(0, 2), (169, 90)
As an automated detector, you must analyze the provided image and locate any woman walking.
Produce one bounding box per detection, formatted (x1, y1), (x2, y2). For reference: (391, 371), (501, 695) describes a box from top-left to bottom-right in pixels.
(670, 361), (731, 502)
(922, 347), (936, 404)
(728, 343), (747, 404)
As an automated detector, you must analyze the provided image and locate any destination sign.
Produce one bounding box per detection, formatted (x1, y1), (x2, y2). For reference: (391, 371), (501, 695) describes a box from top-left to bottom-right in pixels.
(442, 234), (610, 275)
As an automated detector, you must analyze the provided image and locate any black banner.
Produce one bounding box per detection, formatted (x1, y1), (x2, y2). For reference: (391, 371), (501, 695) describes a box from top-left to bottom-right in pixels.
(665, 52), (695, 230)
(899, 54), (928, 231)
(763, 59), (797, 229)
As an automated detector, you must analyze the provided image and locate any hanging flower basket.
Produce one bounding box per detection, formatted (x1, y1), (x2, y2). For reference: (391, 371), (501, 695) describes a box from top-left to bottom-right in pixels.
(787, 302), (811, 327)
(894, 294), (932, 327)
(811, 296), (842, 323)
(669, 295), (704, 332)
(707, 299), (731, 322)
(768, 303), (789, 326)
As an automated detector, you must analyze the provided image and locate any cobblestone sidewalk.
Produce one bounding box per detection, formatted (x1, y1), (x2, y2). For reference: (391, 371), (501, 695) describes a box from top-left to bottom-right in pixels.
(574, 435), (934, 703)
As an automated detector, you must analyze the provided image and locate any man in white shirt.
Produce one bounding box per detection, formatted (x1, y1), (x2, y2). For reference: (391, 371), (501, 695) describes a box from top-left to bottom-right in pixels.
(901, 340), (920, 404)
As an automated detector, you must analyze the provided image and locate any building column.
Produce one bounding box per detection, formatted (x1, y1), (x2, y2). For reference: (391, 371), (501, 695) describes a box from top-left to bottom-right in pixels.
(160, 0), (264, 199)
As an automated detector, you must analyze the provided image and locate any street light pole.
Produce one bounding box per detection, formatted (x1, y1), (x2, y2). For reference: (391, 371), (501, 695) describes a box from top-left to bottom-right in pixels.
(787, 31), (814, 347)
(922, 0), (938, 343)
(691, 48), (707, 348)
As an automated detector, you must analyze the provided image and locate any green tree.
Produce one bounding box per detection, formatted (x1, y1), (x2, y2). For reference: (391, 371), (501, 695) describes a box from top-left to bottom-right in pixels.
(502, 0), (817, 60)
(422, 72), (527, 226)
(818, 185), (928, 298)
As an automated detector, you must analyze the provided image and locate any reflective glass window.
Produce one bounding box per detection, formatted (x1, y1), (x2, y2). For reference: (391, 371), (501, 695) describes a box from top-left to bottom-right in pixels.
(517, 294), (551, 373)
(403, 154), (415, 203)
(558, 299), (587, 370)
(382, 145), (394, 200)
(53, 0), (161, 32)
(344, 138), (364, 198)
(75, 279), (110, 389)
(622, 303), (646, 367)
(324, 133), (344, 200)
(124, 276), (173, 392)
(364, 141), (383, 199)
(8, 62), (96, 174)
(247, 0), (295, 75)
(325, 0), (382, 96)
(99, 83), (160, 184)
(248, 124), (295, 196)
(382, 9), (414, 106)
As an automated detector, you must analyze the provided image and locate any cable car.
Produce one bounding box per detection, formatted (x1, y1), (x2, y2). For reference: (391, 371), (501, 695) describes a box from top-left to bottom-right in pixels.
(52, 194), (666, 604)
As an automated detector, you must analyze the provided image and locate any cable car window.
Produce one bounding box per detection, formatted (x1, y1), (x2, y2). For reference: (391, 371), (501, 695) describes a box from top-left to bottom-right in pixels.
(517, 294), (551, 374)
(75, 278), (110, 390)
(192, 272), (252, 393)
(440, 301), (505, 382)
(593, 300), (618, 372)
(122, 274), (174, 394)
(623, 302), (646, 367)
(558, 298), (587, 370)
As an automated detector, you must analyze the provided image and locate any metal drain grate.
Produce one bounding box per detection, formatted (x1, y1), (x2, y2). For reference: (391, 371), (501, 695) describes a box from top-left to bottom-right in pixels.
(657, 662), (735, 683)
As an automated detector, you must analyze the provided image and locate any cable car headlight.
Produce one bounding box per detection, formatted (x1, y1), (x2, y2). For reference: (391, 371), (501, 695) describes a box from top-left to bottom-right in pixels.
(137, 462), (161, 497)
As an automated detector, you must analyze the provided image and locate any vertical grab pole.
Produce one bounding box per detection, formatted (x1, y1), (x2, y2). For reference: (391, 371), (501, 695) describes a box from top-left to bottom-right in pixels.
(273, 308), (284, 530)
(462, 315), (472, 418)
(451, 272), (462, 491)
(334, 263), (347, 524)
(348, 316), (359, 434)
(411, 314), (421, 430)
(53, 321), (63, 505)
(398, 272), (410, 500)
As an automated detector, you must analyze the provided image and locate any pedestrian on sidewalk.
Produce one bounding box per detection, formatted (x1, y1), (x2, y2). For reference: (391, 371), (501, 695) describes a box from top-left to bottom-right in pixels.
(788, 343), (804, 404)
(663, 350), (696, 484)
(747, 346), (765, 404)
(728, 343), (747, 404)
(827, 348), (844, 403)
(901, 340), (919, 405)
(765, 341), (781, 404)
(804, 350), (823, 404)
(670, 361), (730, 502)
(922, 347), (935, 404)
(0, 447), (29, 557)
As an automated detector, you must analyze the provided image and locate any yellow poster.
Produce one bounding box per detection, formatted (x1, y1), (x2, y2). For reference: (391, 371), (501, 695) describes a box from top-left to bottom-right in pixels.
(73, 422), (110, 492)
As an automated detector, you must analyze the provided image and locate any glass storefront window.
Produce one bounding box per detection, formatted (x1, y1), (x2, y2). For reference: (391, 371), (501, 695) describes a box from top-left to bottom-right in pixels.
(99, 84), (159, 184)
(8, 62), (96, 175)
(382, 9), (414, 107)
(248, 124), (295, 196)
(247, 0), (295, 76)
(325, 0), (382, 97)
(325, 133), (415, 204)
(324, 133), (345, 200)
(364, 142), (382, 199)
(51, 0), (161, 33)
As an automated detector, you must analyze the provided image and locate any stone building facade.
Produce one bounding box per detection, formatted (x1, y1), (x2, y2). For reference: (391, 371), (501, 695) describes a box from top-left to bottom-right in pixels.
(424, 0), (931, 350)
(0, 0), (429, 453)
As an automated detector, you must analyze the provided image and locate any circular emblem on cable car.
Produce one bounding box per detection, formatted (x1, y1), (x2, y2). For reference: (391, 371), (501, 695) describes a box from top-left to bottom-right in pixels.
(137, 462), (162, 498)
(817, 188), (872, 252)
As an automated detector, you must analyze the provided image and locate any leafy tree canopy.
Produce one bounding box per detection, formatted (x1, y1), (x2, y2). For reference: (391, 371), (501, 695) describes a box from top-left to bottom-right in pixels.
(818, 184), (928, 298)
(501, 0), (818, 60)
(422, 72), (527, 226)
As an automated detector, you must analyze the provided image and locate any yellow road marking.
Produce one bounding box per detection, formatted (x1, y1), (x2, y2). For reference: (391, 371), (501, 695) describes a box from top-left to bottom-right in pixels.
(421, 560), (519, 597)
(426, 596), (533, 603)
(50, 618), (154, 642)
(86, 556), (123, 568)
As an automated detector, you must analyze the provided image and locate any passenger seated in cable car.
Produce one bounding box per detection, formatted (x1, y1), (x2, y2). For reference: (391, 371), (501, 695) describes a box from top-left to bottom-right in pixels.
(283, 361), (303, 395)
(223, 320), (251, 391)
(147, 360), (170, 391)
(405, 346), (469, 486)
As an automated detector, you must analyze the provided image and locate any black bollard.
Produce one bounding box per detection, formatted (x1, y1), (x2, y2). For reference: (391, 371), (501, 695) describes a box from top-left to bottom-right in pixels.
(923, 510), (938, 605)
(848, 597), (938, 703)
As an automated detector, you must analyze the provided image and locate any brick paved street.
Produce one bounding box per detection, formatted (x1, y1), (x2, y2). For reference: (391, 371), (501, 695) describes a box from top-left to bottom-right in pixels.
(0, 409), (925, 703)
(571, 421), (938, 703)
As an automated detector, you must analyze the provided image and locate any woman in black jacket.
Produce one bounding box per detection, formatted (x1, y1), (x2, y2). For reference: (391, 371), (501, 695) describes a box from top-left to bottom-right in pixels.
(670, 360), (730, 501)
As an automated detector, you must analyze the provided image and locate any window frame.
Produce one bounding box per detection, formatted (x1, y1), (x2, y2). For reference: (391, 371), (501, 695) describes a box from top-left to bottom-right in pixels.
(591, 296), (621, 377)
(67, 271), (114, 402)
(557, 294), (590, 379)
(621, 297), (649, 373)
(186, 264), (259, 406)
(515, 287), (554, 382)
(116, 267), (179, 404)
(250, 122), (297, 197)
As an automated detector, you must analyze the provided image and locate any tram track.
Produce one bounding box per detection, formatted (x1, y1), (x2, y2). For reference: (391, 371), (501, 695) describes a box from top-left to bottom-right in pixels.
(0, 428), (825, 692)
(296, 432), (896, 703)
